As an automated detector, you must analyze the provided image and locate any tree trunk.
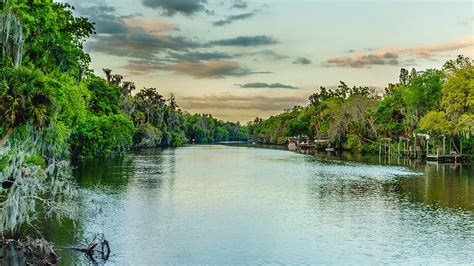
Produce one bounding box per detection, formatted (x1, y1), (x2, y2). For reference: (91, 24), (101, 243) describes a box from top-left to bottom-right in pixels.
(0, 127), (14, 146)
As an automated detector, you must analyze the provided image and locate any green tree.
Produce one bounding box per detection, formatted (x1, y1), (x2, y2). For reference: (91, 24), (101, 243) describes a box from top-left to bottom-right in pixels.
(403, 69), (444, 130)
(0, 67), (55, 145)
(85, 76), (121, 115)
(12, 1), (94, 79)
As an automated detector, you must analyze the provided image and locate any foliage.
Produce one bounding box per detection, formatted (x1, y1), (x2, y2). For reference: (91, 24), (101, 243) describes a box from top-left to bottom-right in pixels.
(134, 123), (163, 148)
(10, 0), (94, 79)
(420, 111), (454, 134)
(250, 56), (473, 153)
(0, 142), (78, 234)
(71, 114), (135, 157)
(85, 76), (121, 115)
(0, 67), (55, 145)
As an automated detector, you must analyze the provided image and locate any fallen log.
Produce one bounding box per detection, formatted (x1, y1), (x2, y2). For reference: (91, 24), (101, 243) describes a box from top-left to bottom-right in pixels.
(69, 233), (110, 263)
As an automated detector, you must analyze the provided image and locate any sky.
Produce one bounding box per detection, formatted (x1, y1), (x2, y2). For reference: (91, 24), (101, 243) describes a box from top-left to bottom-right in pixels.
(67, 0), (473, 122)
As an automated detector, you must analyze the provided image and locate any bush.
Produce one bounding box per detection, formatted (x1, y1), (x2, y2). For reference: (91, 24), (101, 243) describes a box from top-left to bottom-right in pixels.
(134, 123), (162, 148)
(71, 113), (135, 156)
(343, 134), (362, 152)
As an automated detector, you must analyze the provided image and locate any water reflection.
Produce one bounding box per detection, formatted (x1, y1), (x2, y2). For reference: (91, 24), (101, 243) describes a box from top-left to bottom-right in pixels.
(42, 146), (474, 264)
(72, 155), (134, 191)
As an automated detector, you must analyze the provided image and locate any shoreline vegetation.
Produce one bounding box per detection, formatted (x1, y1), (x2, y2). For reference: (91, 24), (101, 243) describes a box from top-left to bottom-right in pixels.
(0, 0), (472, 263)
(247, 58), (473, 157)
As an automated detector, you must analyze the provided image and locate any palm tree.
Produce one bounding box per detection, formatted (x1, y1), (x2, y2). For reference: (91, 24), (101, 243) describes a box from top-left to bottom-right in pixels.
(0, 67), (55, 146)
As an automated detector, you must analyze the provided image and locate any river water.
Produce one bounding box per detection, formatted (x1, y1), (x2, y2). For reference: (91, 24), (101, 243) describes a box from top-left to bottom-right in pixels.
(43, 145), (473, 264)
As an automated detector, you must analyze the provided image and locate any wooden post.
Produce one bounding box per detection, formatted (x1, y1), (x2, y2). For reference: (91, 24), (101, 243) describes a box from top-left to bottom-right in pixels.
(426, 138), (429, 157)
(398, 140), (401, 156)
(413, 137), (416, 158)
(443, 136), (446, 155)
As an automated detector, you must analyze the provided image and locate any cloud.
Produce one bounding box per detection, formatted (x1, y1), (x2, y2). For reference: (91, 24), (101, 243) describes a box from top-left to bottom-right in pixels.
(232, 0), (248, 9)
(120, 59), (164, 75)
(179, 94), (308, 111)
(74, 4), (129, 34)
(167, 51), (233, 62)
(401, 36), (474, 58)
(86, 30), (201, 58)
(76, 2), (209, 72)
(458, 17), (474, 27)
(237, 82), (298, 89)
(213, 12), (254, 26)
(293, 57), (312, 65)
(141, 0), (208, 16)
(75, 2), (200, 61)
(122, 18), (178, 36)
(74, 2), (279, 79)
(209, 36), (278, 47)
(165, 60), (271, 78)
(322, 36), (474, 68)
(321, 52), (400, 68)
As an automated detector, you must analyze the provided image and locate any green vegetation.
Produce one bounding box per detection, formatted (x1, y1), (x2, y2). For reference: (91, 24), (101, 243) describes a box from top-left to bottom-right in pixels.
(0, 0), (472, 248)
(0, 1), (246, 159)
(248, 56), (473, 155)
(0, 0), (248, 241)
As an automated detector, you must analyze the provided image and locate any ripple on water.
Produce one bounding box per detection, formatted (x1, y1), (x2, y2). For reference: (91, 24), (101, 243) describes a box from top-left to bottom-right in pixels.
(60, 145), (474, 264)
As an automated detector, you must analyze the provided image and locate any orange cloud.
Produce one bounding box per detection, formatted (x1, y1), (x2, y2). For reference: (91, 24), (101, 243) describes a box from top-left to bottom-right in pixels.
(167, 60), (239, 78)
(179, 94), (308, 111)
(122, 18), (178, 36)
(323, 36), (474, 68)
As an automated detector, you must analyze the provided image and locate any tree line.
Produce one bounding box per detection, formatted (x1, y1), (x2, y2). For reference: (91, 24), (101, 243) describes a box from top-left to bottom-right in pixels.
(0, 1), (247, 159)
(247, 55), (473, 154)
(0, 0), (246, 244)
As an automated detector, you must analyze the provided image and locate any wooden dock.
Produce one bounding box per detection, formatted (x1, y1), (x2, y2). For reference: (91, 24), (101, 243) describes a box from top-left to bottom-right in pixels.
(426, 154), (468, 163)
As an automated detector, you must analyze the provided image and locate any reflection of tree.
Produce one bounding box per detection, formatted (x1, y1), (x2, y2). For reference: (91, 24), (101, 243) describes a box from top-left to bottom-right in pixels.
(128, 149), (166, 190)
(307, 176), (388, 205)
(72, 155), (134, 191)
(305, 152), (474, 213)
(397, 163), (474, 211)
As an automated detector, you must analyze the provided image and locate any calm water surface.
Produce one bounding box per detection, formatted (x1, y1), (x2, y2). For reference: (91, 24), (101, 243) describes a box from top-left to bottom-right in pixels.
(45, 145), (474, 264)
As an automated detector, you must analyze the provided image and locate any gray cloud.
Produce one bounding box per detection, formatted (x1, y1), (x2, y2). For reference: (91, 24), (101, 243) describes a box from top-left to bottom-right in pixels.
(75, 2), (196, 56)
(141, 0), (208, 16)
(167, 51), (233, 62)
(321, 52), (400, 68)
(293, 57), (312, 65)
(74, 5), (129, 34)
(209, 36), (278, 47)
(213, 12), (254, 26)
(238, 82), (298, 89)
(76, 2), (204, 68)
(234, 50), (288, 60)
(74, 2), (278, 78)
(166, 60), (271, 78)
(232, 0), (248, 9)
(120, 59), (164, 75)
(86, 30), (201, 58)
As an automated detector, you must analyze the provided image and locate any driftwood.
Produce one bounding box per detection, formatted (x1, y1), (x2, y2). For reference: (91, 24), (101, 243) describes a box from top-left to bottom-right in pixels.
(70, 233), (110, 263)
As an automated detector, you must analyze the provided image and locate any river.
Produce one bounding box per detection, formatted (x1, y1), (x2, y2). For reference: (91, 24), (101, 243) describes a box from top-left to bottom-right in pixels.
(42, 145), (473, 264)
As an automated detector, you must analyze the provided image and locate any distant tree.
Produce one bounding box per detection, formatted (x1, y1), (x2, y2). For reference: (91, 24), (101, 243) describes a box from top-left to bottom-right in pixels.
(399, 68), (409, 85)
